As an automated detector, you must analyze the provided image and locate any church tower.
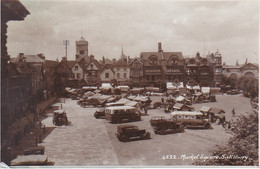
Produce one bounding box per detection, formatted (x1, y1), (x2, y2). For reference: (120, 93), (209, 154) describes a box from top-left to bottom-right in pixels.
(75, 36), (88, 61)
(214, 49), (222, 66)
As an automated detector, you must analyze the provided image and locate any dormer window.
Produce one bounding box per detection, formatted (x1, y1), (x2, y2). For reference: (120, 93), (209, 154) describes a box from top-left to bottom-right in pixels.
(75, 66), (78, 71)
(169, 55), (178, 65)
(149, 55), (158, 65)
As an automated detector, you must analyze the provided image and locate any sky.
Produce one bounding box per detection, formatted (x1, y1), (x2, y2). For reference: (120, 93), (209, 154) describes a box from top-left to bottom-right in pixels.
(6, 0), (259, 65)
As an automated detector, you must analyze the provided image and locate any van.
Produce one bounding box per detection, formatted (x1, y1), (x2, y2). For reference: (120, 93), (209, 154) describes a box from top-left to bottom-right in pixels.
(105, 106), (141, 123)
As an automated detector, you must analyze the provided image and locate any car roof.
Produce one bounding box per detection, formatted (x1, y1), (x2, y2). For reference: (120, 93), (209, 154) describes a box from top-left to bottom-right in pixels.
(54, 109), (65, 113)
(117, 124), (137, 129)
(171, 111), (203, 116)
(105, 106), (135, 110)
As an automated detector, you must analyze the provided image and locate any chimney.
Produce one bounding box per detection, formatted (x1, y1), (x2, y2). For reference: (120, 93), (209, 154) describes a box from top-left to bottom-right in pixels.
(90, 54), (94, 60)
(37, 53), (45, 60)
(18, 53), (24, 62)
(158, 42), (162, 52)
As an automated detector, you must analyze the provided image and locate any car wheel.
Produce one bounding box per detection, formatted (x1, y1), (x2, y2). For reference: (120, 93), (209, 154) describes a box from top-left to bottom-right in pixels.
(159, 129), (166, 135)
(179, 125), (185, 132)
(204, 123), (211, 129)
(145, 132), (151, 139)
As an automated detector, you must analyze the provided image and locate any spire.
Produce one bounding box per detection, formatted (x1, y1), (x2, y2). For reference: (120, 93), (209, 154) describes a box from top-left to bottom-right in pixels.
(236, 59), (239, 66)
(245, 58), (248, 64)
(121, 47), (125, 59)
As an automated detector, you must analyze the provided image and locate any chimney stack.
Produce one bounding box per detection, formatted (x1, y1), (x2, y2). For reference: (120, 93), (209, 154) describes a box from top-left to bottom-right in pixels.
(90, 54), (94, 60)
(158, 42), (162, 52)
(37, 53), (45, 60)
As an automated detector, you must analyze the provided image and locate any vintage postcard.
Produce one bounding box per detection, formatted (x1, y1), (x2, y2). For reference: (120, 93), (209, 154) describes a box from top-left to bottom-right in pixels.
(1, 0), (259, 168)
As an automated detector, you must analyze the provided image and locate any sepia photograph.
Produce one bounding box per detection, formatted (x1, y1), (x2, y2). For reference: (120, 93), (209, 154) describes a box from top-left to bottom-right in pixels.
(1, 0), (259, 168)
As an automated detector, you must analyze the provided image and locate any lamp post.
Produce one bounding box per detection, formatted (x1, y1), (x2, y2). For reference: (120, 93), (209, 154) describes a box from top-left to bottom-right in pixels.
(63, 40), (69, 88)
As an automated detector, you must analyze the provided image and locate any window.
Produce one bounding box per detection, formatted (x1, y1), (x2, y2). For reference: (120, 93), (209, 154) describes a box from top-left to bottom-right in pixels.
(77, 73), (80, 79)
(124, 73), (127, 78)
(149, 55), (158, 65)
(117, 73), (120, 78)
(105, 73), (109, 78)
(79, 50), (84, 54)
(133, 62), (139, 67)
(90, 64), (94, 69)
(71, 73), (75, 79)
(75, 66), (78, 71)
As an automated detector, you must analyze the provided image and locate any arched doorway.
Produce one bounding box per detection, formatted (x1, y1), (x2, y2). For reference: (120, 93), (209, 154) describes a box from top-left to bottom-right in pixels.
(244, 72), (255, 78)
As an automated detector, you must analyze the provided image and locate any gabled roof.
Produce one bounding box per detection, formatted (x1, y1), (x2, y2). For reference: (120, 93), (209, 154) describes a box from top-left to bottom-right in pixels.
(240, 63), (259, 69)
(129, 57), (143, 65)
(100, 64), (115, 73)
(86, 58), (101, 69)
(67, 60), (77, 68)
(24, 55), (44, 63)
(114, 58), (128, 67)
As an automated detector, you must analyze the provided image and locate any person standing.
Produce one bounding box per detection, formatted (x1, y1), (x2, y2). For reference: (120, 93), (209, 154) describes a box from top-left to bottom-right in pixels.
(232, 107), (235, 117)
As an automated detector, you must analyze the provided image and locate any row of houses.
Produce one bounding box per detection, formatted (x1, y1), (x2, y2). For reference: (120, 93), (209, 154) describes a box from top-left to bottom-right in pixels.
(50, 40), (258, 88)
(11, 40), (259, 93)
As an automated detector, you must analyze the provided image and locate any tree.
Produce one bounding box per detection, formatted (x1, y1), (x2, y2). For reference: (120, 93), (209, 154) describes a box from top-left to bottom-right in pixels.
(195, 110), (258, 166)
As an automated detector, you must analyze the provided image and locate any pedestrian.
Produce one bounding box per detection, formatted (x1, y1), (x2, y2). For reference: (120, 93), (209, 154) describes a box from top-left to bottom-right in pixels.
(144, 106), (148, 115)
(232, 107), (235, 117)
(161, 97), (164, 103)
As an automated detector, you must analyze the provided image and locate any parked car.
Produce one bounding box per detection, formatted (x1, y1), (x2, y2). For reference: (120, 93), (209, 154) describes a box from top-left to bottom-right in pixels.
(153, 102), (162, 109)
(105, 106), (141, 123)
(53, 110), (69, 126)
(150, 116), (185, 135)
(116, 124), (151, 142)
(171, 111), (211, 129)
(94, 108), (105, 119)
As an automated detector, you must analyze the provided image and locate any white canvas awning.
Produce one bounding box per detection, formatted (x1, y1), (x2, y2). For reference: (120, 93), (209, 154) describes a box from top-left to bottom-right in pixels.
(201, 87), (210, 94)
(100, 83), (112, 89)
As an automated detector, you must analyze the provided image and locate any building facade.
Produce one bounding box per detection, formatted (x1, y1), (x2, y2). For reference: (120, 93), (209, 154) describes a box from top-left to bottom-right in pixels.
(141, 42), (185, 86)
(100, 64), (115, 83)
(85, 55), (101, 86)
(222, 62), (259, 79)
(129, 58), (143, 84)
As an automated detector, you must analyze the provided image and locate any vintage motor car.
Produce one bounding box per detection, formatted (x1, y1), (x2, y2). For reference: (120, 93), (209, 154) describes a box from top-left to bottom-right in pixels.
(171, 111), (211, 129)
(150, 116), (185, 134)
(53, 110), (69, 126)
(105, 106), (141, 123)
(116, 124), (151, 142)
(94, 108), (105, 119)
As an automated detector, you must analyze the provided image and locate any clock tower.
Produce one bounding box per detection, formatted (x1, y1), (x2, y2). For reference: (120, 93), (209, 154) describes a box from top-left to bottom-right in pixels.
(75, 36), (88, 61)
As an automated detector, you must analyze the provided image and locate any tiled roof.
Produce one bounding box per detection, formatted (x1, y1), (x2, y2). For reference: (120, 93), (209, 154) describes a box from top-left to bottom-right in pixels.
(140, 52), (183, 60)
(24, 55), (44, 63)
(114, 58), (128, 67)
(45, 60), (59, 68)
(129, 58), (143, 65)
(100, 64), (114, 73)
(67, 60), (77, 68)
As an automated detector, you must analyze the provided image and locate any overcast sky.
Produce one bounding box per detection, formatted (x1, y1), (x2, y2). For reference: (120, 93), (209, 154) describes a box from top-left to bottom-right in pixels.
(7, 0), (259, 65)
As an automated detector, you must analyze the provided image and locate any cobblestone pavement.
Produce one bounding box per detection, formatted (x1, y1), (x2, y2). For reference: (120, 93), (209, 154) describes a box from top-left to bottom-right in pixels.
(40, 94), (252, 166)
(40, 99), (119, 166)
